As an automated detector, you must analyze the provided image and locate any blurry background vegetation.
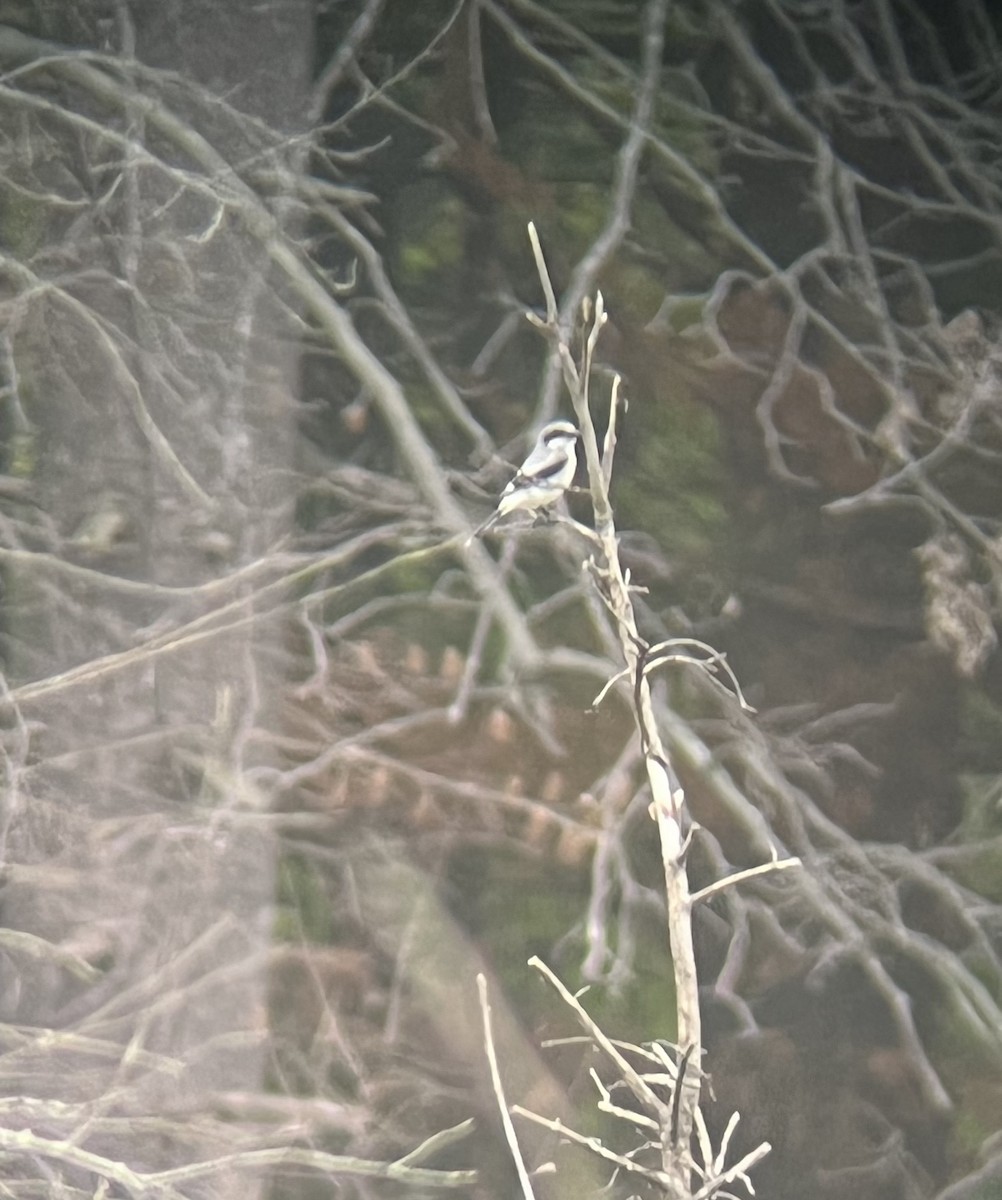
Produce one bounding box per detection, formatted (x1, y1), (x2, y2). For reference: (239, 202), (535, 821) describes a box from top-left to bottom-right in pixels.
(1, 2), (1002, 1199)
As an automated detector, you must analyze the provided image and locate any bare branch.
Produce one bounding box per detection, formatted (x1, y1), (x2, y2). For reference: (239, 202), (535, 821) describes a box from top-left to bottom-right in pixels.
(478, 974), (537, 1200)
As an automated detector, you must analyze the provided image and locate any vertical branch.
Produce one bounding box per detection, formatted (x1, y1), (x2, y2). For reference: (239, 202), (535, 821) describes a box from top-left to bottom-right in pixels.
(528, 244), (700, 1192)
(524, 10), (703, 1182)
(580, 377), (701, 1186)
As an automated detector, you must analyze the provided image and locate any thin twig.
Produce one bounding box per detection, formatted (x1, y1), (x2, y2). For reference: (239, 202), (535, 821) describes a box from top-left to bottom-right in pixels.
(511, 1106), (674, 1187)
(528, 957), (669, 1119)
(478, 974), (537, 1200)
(690, 858), (801, 906)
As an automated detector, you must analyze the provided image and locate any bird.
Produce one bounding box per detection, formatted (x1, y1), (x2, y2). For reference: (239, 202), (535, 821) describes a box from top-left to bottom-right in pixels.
(466, 419), (581, 544)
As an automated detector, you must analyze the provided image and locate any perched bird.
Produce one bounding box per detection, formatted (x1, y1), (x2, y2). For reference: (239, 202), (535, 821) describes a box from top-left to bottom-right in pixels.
(467, 419), (580, 544)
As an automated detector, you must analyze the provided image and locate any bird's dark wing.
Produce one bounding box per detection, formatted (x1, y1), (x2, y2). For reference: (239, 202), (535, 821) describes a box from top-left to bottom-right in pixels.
(507, 456), (566, 489)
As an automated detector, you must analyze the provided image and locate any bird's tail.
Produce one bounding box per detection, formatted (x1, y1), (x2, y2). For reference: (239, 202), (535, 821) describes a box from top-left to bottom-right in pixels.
(464, 511), (499, 547)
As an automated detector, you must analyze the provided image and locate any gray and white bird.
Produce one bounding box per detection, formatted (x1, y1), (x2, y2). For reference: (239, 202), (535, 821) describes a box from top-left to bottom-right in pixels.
(467, 419), (581, 543)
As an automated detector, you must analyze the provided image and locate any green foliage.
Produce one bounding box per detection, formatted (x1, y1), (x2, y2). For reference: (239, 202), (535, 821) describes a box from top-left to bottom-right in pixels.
(5, 431), (37, 478)
(661, 294), (713, 333)
(504, 97), (611, 187)
(391, 180), (469, 296)
(313, 544), (456, 628)
(541, 0), (641, 42)
(274, 855), (335, 945)
(954, 775), (1002, 844)
(959, 691), (1002, 774)
(940, 776), (1002, 904)
(454, 847), (678, 1044)
(0, 181), (51, 258)
(614, 390), (728, 563)
(947, 1106), (997, 1177)
(459, 849), (587, 1004)
(583, 944), (679, 1045)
